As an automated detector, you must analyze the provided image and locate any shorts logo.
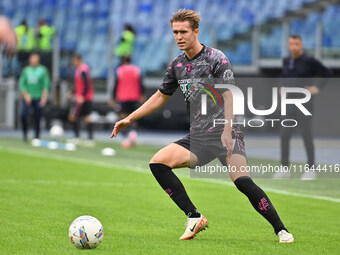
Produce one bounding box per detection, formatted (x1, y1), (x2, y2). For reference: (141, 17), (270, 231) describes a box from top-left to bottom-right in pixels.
(223, 69), (234, 80)
(186, 64), (193, 74)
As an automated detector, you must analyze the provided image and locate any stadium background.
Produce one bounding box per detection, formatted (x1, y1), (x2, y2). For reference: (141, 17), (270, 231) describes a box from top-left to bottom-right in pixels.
(1, 0), (340, 135)
(1, 1), (340, 254)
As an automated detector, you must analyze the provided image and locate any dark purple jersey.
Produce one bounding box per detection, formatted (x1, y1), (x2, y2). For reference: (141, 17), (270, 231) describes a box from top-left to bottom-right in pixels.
(160, 45), (235, 134)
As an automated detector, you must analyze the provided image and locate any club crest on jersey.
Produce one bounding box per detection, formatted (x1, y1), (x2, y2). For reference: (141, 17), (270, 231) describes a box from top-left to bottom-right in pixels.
(186, 64), (193, 74)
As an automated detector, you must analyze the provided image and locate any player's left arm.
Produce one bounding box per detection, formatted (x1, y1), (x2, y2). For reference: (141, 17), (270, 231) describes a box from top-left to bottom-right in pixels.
(40, 67), (50, 107)
(20, 69), (32, 105)
(213, 52), (235, 158)
(221, 91), (234, 158)
(306, 58), (333, 94)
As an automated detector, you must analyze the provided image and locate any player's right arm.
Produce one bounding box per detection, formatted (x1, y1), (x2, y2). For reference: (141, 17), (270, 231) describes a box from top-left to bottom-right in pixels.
(110, 90), (170, 138)
(19, 68), (31, 105)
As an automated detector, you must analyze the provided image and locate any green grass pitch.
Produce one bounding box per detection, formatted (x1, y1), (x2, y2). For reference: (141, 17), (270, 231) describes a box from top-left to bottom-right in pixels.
(0, 137), (339, 254)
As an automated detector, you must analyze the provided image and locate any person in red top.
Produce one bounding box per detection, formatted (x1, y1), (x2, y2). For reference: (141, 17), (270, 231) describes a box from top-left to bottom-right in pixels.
(110, 56), (145, 146)
(111, 56), (145, 117)
(68, 54), (94, 144)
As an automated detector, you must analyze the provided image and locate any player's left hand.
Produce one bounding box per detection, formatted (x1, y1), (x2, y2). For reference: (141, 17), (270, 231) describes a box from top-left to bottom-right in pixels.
(76, 96), (84, 104)
(40, 98), (47, 107)
(305, 85), (319, 95)
(110, 119), (132, 138)
(221, 130), (233, 158)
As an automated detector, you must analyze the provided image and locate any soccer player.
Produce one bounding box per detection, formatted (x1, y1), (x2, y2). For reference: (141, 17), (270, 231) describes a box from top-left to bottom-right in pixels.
(111, 9), (294, 243)
(110, 56), (145, 145)
(68, 54), (94, 145)
(19, 53), (50, 141)
(274, 35), (332, 180)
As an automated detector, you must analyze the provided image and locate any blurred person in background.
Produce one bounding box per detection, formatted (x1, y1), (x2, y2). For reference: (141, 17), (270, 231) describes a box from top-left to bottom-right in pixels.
(115, 24), (135, 58)
(15, 20), (35, 70)
(110, 56), (145, 147)
(274, 34), (332, 180)
(0, 16), (17, 56)
(68, 54), (94, 146)
(35, 18), (56, 74)
(19, 52), (50, 141)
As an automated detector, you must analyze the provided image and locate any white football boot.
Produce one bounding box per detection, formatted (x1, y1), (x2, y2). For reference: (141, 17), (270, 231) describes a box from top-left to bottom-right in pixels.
(301, 170), (317, 180)
(277, 230), (294, 243)
(179, 215), (208, 240)
(273, 166), (291, 179)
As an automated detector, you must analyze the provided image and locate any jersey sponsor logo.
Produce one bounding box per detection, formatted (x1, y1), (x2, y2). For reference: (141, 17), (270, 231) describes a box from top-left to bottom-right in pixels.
(222, 58), (229, 64)
(175, 62), (183, 67)
(186, 63), (193, 74)
(178, 79), (223, 107)
(195, 59), (210, 66)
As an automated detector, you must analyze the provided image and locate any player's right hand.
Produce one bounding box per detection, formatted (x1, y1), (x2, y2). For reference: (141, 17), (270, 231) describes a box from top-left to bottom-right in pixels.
(24, 95), (32, 105)
(110, 119), (131, 138)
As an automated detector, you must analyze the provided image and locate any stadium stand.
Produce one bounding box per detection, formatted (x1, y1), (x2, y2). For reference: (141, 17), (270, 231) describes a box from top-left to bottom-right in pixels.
(1, 0), (340, 77)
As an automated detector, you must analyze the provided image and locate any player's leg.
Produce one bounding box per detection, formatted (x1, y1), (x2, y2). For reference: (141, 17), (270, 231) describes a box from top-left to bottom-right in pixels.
(280, 126), (294, 167)
(299, 114), (316, 179)
(68, 103), (82, 140)
(149, 143), (208, 240)
(120, 102), (139, 146)
(150, 143), (198, 215)
(274, 123), (295, 178)
(225, 154), (294, 243)
(32, 99), (42, 139)
(20, 99), (29, 141)
(84, 115), (93, 140)
(83, 102), (94, 141)
(277, 107), (296, 178)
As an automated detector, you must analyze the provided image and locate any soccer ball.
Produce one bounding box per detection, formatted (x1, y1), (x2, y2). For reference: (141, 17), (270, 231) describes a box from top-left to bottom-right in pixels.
(50, 125), (64, 138)
(69, 216), (104, 249)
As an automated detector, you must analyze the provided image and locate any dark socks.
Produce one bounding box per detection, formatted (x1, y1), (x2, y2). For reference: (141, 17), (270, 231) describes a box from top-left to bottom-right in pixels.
(73, 121), (80, 138)
(87, 122), (93, 140)
(234, 176), (287, 234)
(149, 163), (200, 217)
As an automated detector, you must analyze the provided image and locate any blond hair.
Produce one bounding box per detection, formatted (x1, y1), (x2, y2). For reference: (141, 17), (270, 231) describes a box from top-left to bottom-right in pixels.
(170, 9), (201, 30)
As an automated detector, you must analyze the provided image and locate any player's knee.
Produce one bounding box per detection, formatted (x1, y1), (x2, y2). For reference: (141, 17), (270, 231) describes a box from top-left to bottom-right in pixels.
(149, 155), (176, 168)
(150, 156), (169, 166)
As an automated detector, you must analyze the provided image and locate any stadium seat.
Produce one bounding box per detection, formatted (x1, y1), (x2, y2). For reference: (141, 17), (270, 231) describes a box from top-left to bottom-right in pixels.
(3, 0), (339, 78)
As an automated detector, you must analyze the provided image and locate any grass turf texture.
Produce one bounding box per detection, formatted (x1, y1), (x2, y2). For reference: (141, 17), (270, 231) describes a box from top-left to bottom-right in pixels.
(0, 137), (340, 254)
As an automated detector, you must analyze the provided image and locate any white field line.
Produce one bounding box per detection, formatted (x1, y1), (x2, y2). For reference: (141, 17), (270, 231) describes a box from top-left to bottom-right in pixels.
(1, 146), (340, 204)
(2, 179), (150, 187)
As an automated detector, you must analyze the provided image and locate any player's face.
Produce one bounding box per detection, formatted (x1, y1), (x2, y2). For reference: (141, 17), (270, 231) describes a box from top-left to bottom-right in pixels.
(172, 21), (199, 51)
(288, 38), (303, 57)
(72, 57), (80, 67)
(29, 54), (40, 66)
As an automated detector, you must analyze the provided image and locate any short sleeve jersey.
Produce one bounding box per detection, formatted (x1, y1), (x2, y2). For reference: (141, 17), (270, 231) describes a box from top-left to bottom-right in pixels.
(160, 45), (235, 133)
